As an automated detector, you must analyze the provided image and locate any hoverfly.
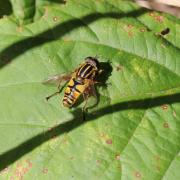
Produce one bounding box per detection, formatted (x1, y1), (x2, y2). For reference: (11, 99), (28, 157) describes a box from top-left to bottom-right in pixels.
(43, 57), (101, 113)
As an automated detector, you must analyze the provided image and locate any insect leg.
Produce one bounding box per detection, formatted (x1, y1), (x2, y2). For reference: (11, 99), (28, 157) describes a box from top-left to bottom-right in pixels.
(89, 80), (98, 106)
(82, 93), (89, 112)
(82, 92), (89, 121)
(44, 74), (72, 101)
(46, 91), (60, 101)
(82, 80), (97, 113)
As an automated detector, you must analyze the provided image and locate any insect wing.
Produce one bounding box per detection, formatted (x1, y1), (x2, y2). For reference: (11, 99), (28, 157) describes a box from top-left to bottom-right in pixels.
(84, 82), (95, 98)
(42, 73), (72, 86)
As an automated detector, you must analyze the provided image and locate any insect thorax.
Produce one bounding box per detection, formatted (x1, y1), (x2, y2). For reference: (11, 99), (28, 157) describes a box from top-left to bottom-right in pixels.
(77, 62), (98, 79)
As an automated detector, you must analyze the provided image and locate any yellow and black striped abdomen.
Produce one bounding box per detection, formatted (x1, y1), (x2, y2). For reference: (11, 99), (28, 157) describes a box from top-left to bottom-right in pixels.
(63, 77), (87, 107)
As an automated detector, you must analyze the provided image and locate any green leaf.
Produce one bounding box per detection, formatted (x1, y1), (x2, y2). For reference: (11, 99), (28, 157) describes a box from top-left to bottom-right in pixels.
(0, 0), (179, 179)
(10, 0), (36, 24)
(34, 0), (66, 22)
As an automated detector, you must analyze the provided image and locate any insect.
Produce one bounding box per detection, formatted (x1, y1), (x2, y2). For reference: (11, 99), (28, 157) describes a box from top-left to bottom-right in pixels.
(43, 57), (101, 113)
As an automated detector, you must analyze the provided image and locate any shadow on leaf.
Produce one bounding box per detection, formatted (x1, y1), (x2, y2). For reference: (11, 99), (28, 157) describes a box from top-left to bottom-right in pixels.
(0, 0), (12, 18)
(0, 93), (179, 171)
(0, 9), (146, 67)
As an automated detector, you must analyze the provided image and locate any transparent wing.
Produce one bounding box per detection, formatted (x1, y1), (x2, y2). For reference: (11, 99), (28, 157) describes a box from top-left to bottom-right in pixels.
(84, 79), (97, 97)
(82, 80), (98, 109)
(42, 73), (72, 86)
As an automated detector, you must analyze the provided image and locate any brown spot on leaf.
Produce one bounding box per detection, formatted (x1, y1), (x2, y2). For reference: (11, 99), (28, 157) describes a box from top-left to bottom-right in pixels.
(124, 24), (134, 37)
(161, 104), (168, 111)
(48, 125), (57, 133)
(155, 16), (164, 23)
(140, 28), (146, 33)
(53, 16), (58, 22)
(0, 166), (9, 175)
(163, 122), (169, 128)
(22, 167), (28, 174)
(16, 26), (23, 33)
(51, 135), (57, 140)
(156, 165), (161, 172)
(26, 159), (33, 168)
(161, 43), (166, 49)
(116, 65), (123, 71)
(154, 156), (161, 172)
(128, 31), (133, 37)
(173, 110), (177, 118)
(149, 12), (155, 17)
(15, 169), (22, 178)
(106, 139), (112, 145)
(48, 127), (53, 132)
(96, 160), (101, 165)
(99, 132), (106, 138)
(155, 156), (160, 161)
(10, 176), (15, 180)
(17, 162), (22, 168)
(69, 156), (74, 160)
(127, 24), (133, 29)
(134, 171), (141, 178)
(14, 159), (33, 179)
(42, 168), (48, 174)
(115, 154), (120, 160)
